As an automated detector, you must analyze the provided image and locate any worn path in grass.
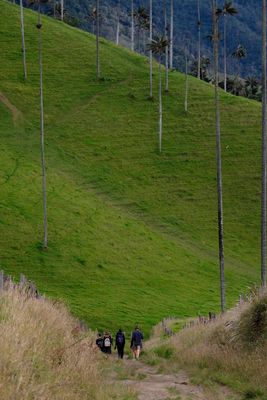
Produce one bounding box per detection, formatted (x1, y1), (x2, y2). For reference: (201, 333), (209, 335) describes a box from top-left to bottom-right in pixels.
(112, 356), (238, 400)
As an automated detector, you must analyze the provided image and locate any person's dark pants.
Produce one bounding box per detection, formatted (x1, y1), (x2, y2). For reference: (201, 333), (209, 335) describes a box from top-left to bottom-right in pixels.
(117, 345), (124, 359)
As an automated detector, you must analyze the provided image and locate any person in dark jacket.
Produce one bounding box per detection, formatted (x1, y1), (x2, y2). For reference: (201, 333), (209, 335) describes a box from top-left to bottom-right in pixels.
(102, 331), (113, 355)
(130, 326), (144, 359)
(96, 333), (103, 351)
(115, 329), (126, 359)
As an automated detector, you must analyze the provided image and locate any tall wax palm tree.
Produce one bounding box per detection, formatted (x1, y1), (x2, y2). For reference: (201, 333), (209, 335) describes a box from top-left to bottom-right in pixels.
(133, 7), (149, 54)
(212, 0), (226, 312)
(262, 0), (267, 289)
(148, 36), (169, 153)
(232, 44), (246, 77)
(28, 0), (48, 249)
(20, 0), (27, 79)
(96, 0), (100, 78)
(149, 0), (153, 98)
(191, 55), (210, 81)
(52, 2), (66, 20)
(197, 0), (201, 79)
(60, 0), (63, 21)
(170, 0), (174, 69)
(217, 1), (238, 91)
(163, 0), (169, 92)
(184, 47), (189, 112)
(88, 7), (97, 34)
(131, 0), (134, 51)
(116, 0), (120, 45)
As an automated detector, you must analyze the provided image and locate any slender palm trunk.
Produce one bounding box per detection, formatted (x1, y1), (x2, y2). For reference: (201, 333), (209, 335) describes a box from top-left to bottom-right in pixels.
(61, 0), (63, 21)
(20, 0), (27, 80)
(164, 0), (169, 92)
(261, 0), (267, 289)
(149, 0), (153, 98)
(158, 55), (162, 153)
(170, 0), (173, 69)
(212, 0), (225, 312)
(137, 26), (141, 53)
(131, 0), (134, 51)
(224, 16), (227, 91)
(142, 29), (146, 54)
(37, 4), (48, 250)
(53, 0), (56, 17)
(96, 0), (100, 78)
(184, 51), (188, 112)
(116, 0), (120, 45)
(197, 0), (201, 79)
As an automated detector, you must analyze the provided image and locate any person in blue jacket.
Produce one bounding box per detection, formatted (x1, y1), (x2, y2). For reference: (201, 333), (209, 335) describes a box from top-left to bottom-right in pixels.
(130, 326), (144, 359)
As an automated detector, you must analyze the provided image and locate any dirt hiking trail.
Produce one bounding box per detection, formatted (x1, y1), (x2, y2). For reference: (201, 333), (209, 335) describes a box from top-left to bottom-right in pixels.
(113, 357), (237, 400)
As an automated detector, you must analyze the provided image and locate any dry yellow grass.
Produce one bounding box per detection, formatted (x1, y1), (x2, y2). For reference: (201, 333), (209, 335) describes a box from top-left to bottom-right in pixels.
(145, 293), (267, 398)
(0, 288), (134, 400)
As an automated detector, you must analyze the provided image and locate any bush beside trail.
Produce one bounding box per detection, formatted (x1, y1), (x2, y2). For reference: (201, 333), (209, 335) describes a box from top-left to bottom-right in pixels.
(0, 288), (134, 400)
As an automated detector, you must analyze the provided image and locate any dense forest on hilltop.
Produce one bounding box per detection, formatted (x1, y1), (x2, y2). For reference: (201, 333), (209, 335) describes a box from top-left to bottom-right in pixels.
(22, 0), (262, 78)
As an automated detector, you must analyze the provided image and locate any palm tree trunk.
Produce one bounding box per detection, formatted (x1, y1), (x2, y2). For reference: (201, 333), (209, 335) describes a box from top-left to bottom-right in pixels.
(212, 0), (225, 313)
(96, 0), (100, 79)
(261, 0), (267, 289)
(53, 0), (56, 18)
(164, 0), (169, 92)
(61, 0), (64, 21)
(224, 16), (227, 91)
(149, 0), (153, 98)
(37, 3), (48, 250)
(197, 0), (201, 79)
(158, 55), (162, 153)
(20, 0), (27, 80)
(170, 0), (173, 69)
(142, 29), (146, 54)
(185, 51), (188, 112)
(116, 0), (120, 45)
(131, 0), (134, 51)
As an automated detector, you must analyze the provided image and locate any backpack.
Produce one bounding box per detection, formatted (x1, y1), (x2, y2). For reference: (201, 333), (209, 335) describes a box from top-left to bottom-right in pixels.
(104, 337), (111, 347)
(117, 333), (124, 345)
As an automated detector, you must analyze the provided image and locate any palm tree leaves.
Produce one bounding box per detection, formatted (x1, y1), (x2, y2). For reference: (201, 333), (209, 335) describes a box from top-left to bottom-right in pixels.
(216, 1), (238, 17)
(133, 6), (150, 31)
(147, 36), (169, 56)
(232, 44), (247, 60)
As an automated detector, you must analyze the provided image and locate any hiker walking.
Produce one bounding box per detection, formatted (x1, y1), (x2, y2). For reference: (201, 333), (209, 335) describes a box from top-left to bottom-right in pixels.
(96, 333), (103, 352)
(130, 326), (144, 360)
(102, 331), (113, 355)
(115, 329), (125, 359)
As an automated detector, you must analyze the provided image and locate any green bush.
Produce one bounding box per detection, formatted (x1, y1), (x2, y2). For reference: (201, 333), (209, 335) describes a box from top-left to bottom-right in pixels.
(154, 344), (174, 360)
(238, 295), (267, 344)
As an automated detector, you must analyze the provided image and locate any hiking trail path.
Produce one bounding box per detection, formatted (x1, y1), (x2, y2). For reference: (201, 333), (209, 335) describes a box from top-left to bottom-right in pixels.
(112, 356), (237, 400)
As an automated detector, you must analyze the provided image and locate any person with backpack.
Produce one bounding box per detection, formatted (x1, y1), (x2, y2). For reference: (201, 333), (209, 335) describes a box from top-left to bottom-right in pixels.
(115, 329), (125, 359)
(102, 331), (113, 355)
(130, 326), (144, 360)
(96, 333), (103, 351)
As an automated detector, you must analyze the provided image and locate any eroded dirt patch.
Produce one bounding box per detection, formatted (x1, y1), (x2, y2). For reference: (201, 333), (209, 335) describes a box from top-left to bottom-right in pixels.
(0, 91), (22, 124)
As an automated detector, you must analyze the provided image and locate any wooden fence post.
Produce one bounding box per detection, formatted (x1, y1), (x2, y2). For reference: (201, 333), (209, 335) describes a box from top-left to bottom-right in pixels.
(0, 271), (4, 291)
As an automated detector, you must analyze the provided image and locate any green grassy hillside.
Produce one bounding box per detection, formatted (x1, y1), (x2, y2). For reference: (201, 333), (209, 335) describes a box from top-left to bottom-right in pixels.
(0, 0), (262, 334)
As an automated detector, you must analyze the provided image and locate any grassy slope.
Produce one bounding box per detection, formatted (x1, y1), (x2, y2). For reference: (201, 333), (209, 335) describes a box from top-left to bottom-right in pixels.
(0, 0), (262, 334)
